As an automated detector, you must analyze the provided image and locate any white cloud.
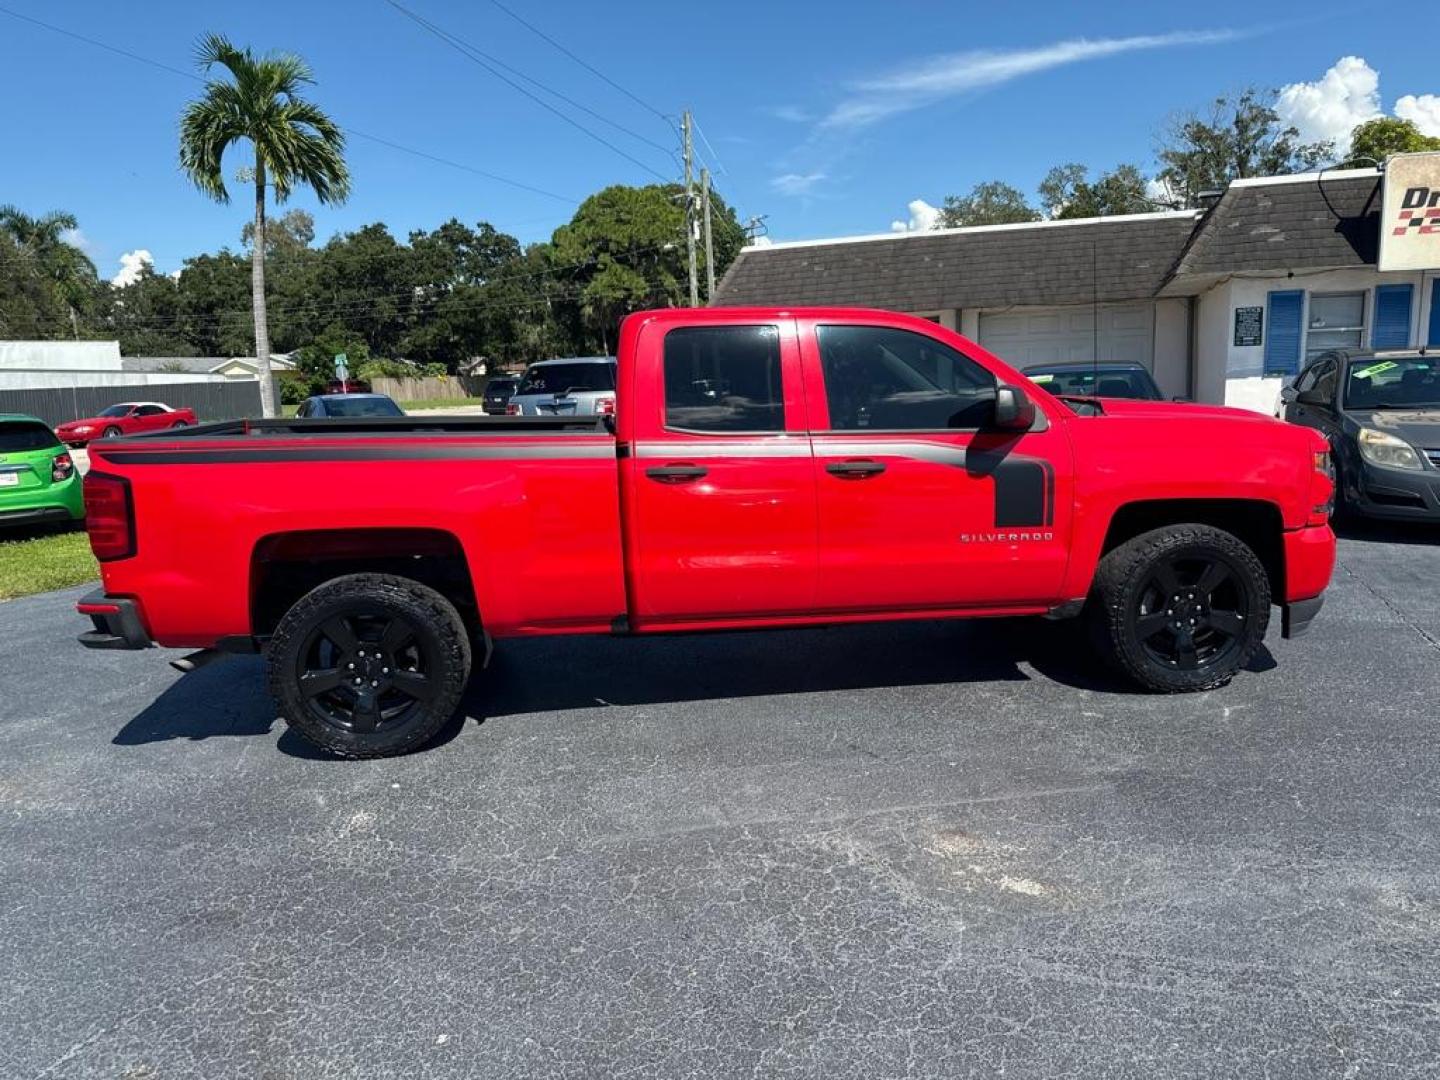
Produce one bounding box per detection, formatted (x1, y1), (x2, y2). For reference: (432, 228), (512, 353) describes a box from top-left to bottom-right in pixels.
(111, 249), (153, 287)
(60, 227), (91, 253)
(766, 104), (812, 123)
(747, 235), (774, 248)
(1396, 93), (1440, 138)
(820, 29), (1238, 131)
(772, 171), (826, 196)
(890, 198), (941, 232)
(168, 269), (183, 281)
(1275, 56), (1382, 154)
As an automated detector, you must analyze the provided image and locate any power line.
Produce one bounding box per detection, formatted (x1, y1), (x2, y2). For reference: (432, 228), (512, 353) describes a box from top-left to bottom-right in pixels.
(485, 0), (670, 124)
(691, 116), (728, 178)
(384, 1), (674, 183)
(0, 4), (581, 205)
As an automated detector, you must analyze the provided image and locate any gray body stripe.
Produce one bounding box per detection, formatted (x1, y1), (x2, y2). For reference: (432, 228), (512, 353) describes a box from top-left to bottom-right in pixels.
(92, 443), (615, 465)
(633, 440), (812, 459)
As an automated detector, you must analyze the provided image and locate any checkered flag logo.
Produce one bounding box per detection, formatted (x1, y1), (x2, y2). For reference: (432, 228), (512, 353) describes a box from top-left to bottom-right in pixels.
(1393, 206), (1440, 236)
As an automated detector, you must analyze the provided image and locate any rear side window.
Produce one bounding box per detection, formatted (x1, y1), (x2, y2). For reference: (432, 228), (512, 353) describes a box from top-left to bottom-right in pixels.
(0, 421), (60, 452)
(817, 325), (996, 430)
(664, 325), (784, 432)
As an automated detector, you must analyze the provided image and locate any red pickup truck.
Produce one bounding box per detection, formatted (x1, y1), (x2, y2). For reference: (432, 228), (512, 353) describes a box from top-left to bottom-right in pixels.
(77, 308), (1336, 758)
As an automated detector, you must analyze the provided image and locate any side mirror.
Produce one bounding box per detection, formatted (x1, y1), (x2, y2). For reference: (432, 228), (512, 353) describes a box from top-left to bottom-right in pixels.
(992, 385), (1036, 431)
(1296, 387), (1328, 406)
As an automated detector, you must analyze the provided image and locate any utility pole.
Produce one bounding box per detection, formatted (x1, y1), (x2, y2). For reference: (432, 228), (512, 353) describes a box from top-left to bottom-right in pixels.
(681, 109), (698, 307)
(701, 167), (715, 303)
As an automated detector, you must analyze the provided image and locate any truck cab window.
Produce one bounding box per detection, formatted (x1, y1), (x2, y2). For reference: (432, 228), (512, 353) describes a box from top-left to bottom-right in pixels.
(663, 325), (784, 432)
(817, 325), (996, 430)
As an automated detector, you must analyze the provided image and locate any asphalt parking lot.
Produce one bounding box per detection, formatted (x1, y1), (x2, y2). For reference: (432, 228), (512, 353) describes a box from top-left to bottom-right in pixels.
(3, 526), (1438, 1078)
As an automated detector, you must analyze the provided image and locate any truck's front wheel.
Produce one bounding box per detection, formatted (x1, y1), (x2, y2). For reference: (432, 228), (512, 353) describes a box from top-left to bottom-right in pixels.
(267, 573), (472, 758)
(1088, 525), (1270, 693)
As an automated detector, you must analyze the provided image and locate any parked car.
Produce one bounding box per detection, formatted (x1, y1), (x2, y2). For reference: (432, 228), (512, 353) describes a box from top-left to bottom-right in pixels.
(55, 402), (196, 446)
(1279, 349), (1440, 521)
(76, 307), (1334, 759)
(0, 414), (83, 528)
(295, 393), (405, 418)
(1022, 361), (1166, 401)
(506, 356), (617, 417)
(482, 375), (521, 415)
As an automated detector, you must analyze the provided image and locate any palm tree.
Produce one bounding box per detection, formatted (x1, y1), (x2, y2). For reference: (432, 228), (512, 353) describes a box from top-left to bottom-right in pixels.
(179, 33), (349, 417)
(0, 206), (98, 339)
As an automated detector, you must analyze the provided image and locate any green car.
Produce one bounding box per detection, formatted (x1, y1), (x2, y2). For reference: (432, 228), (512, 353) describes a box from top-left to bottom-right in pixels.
(0, 414), (85, 528)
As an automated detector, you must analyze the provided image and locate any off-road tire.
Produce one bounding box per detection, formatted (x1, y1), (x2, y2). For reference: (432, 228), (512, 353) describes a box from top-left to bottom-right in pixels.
(1087, 524), (1270, 693)
(267, 573), (472, 758)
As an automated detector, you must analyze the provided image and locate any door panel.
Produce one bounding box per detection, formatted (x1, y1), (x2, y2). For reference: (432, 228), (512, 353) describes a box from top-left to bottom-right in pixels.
(801, 319), (1073, 611)
(625, 318), (818, 622)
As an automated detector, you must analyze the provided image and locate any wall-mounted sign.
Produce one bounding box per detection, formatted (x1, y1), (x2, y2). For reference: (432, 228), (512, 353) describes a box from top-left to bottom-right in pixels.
(1379, 151), (1440, 272)
(1234, 306), (1263, 347)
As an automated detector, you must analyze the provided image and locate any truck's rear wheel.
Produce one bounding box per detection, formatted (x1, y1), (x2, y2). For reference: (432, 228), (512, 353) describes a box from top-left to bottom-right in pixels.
(1088, 525), (1270, 693)
(267, 573), (472, 758)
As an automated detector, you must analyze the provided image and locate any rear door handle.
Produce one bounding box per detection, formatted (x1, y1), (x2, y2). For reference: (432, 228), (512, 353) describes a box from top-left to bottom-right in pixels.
(646, 464), (708, 482)
(826, 459), (886, 479)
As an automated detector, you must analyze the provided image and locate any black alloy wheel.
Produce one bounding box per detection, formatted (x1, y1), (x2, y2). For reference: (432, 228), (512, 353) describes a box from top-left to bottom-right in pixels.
(268, 573), (472, 758)
(1089, 524), (1270, 693)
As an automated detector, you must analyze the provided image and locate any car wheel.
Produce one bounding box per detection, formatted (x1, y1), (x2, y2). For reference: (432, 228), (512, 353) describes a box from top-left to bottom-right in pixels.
(170, 420), (189, 429)
(267, 573), (473, 758)
(102, 425), (121, 438)
(1087, 524), (1270, 693)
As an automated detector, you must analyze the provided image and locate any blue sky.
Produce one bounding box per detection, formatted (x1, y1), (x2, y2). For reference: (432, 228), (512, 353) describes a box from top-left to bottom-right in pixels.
(1, 0), (1434, 282)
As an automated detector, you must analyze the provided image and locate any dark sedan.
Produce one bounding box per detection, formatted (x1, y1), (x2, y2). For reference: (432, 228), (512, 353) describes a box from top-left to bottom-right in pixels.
(1022, 361), (1166, 400)
(1280, 349), (1440, 521)
(295, 393), (405, 418)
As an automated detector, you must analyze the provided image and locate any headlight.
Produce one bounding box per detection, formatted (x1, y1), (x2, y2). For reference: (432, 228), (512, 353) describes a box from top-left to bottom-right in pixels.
(1357, 427), (1423, 471)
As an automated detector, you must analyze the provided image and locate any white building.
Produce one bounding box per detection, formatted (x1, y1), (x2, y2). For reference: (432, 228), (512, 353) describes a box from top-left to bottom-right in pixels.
(0, 341), (287, 391)
(714, 167), (1439, 413)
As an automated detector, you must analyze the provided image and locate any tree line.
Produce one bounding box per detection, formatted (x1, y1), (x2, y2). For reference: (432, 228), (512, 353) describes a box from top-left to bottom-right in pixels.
(936, 92), (1440, 227)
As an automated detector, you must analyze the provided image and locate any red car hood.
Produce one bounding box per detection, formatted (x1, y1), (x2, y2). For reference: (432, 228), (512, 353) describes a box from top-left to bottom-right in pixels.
(56, 417), (112, 430)
(1082, 398), (1276, 424)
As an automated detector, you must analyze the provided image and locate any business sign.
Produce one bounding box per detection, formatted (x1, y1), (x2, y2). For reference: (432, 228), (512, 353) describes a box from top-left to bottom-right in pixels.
(1233, 306), (1263, 347)
(1379, 151), (1440, 271)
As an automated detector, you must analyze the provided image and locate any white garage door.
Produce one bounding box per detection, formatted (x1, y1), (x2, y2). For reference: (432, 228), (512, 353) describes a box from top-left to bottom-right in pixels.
(978, 303), (1155, 370)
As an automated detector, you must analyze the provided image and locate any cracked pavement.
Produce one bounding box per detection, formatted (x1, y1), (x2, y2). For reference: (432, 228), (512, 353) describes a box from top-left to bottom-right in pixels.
(2, 525), (1439, 1078)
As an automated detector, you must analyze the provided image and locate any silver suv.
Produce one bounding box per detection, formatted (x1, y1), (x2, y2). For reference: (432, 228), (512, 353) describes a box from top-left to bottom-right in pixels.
(506, 357), (617, 417)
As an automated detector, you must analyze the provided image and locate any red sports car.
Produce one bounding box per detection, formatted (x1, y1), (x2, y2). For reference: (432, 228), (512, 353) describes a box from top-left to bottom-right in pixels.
(55, 402), (197, 446)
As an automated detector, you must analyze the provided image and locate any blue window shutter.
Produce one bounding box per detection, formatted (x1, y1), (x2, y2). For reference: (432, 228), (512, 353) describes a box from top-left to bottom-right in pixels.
(1429, 281), (1440, 347)
(1372, 284), (1413, 349)
(1264, 290), (1303, 376)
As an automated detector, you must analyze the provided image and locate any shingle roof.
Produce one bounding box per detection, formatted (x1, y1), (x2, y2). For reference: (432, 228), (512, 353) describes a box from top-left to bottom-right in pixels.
(1166, 172), (1381, 281)
(713, 212), (1203, 310)
(120, 357), (225, 374)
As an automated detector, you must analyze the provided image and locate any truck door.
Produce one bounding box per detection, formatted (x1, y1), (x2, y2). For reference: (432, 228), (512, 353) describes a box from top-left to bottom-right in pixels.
(623, 316), (817, 623)
(799, 319), (1073, 612)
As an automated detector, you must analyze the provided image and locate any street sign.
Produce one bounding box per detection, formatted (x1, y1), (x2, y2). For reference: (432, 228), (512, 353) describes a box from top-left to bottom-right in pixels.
(334, 353), (349, 382)
(1379, 151), (1440, 272)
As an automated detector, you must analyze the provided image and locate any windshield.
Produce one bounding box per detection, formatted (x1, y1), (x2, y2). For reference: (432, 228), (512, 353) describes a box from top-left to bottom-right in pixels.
(1345, 356), (1440, 409)
(321, 396), (404, 417)
(518, 362), (615, 395)
(0, 421), (60, 452)
(1026, 367), (1161, 400)
(98, 405), (133, 418)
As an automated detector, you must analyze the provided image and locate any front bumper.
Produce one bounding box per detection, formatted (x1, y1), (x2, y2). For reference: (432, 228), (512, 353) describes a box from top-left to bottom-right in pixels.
(1349, 459), (1440, 521)
(76, 590), (153, 650)
(1282, 595), (1324, 639)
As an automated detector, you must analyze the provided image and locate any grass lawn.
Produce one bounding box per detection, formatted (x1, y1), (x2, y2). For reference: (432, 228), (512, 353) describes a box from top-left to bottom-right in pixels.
(0, 527), (98, 601)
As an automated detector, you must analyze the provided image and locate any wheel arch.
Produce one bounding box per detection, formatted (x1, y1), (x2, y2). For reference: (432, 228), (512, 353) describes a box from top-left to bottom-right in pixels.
(249, 527), (481, 639)
(1097, 499), (1285, 602)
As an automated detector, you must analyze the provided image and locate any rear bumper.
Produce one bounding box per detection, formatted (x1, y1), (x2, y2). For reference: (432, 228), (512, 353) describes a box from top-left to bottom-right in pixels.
(0, 504), (79, 527)
(76, 590), (153, 650)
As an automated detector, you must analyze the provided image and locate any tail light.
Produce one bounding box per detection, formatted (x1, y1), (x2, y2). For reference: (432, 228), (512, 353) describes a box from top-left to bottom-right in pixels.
(595, 396), (616, 416)
(51, 452), (74, 482)
(84, 473), (136, 561)
(506, 403), (520, 415)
